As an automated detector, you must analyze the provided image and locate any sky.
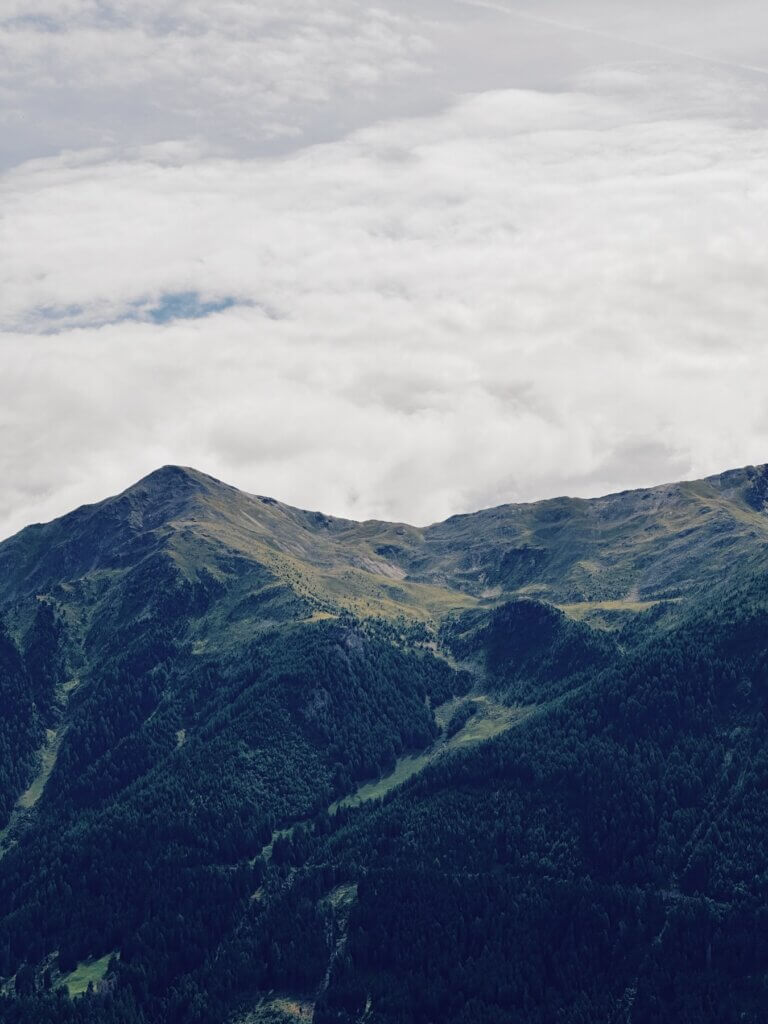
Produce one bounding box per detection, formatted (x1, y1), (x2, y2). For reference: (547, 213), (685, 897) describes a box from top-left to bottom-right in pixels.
(2, 0), (768, 537)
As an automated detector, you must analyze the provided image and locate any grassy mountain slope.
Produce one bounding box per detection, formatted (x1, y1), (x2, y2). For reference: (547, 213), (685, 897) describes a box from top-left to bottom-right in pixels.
(3, 462), (767, 617)
(411, 464), (768, 602)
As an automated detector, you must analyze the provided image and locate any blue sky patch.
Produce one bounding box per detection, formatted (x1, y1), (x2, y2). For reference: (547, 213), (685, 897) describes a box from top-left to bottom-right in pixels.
(144, 292), (239, 324)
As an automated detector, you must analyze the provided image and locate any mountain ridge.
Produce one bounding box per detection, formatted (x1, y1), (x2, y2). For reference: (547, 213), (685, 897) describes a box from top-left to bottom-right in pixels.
(9, 458), (768, 533)
(2, 461), (767, 614)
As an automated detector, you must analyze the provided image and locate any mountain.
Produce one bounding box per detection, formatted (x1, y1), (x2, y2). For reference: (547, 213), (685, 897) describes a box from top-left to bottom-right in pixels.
(4, 460), (768, 614)
(1, 463), (768, 1023)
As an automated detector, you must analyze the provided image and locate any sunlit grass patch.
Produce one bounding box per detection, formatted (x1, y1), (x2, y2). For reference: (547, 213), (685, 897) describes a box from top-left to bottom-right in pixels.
(61, 952), (114, 996)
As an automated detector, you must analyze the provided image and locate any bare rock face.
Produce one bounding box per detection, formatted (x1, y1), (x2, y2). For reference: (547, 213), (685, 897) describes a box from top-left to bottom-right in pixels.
(745, 464), (768, 511)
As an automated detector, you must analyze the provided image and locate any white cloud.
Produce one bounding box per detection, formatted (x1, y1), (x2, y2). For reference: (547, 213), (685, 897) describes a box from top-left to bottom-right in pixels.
(2, 54), (768, 537)
(0, 1), (437, 166)
(16, 0), (762, 171)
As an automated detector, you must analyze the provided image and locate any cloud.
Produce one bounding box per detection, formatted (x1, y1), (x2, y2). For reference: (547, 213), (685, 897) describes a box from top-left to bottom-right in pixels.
(5, 1), (768, 165)
(15, 0), (765, 171)
(0, 1), (438, 166)
(458, 0), (768, 78)
(2, 55), (768, 538)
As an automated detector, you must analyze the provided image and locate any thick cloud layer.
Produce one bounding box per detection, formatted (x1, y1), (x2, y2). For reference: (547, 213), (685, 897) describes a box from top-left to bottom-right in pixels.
(2, 2), (768, 536)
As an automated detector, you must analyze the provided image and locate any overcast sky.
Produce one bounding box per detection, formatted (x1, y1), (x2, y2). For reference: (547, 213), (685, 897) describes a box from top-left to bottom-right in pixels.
(2, 0), (768, 537)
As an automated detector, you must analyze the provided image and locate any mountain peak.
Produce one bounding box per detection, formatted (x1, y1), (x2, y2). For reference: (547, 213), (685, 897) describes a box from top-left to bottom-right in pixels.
(127, 464), (224, 496)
